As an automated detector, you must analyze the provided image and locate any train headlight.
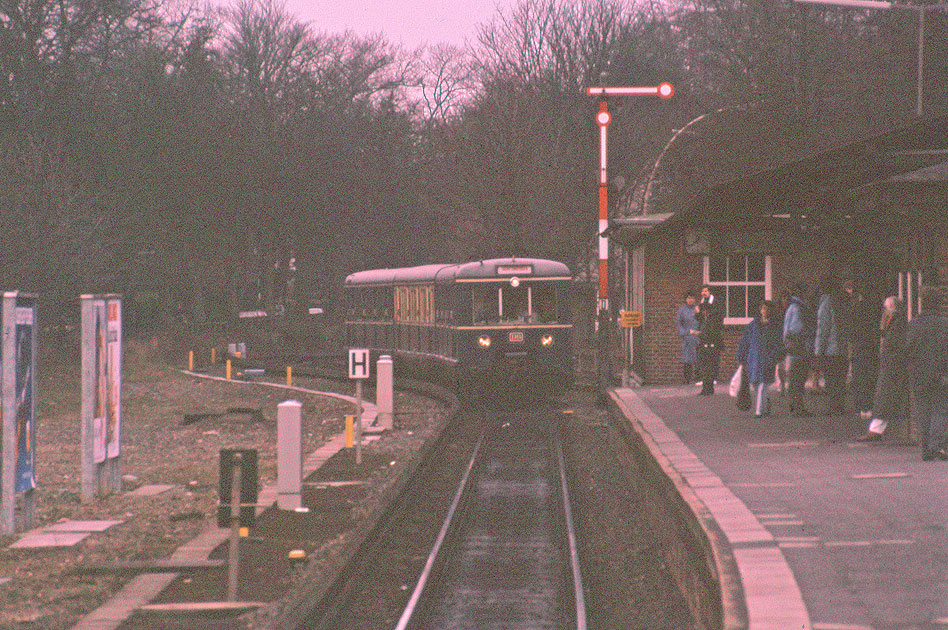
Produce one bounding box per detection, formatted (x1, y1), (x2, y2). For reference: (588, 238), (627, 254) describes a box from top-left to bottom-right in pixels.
(541, 334), (554, 347)
(478, 335), (492, 348)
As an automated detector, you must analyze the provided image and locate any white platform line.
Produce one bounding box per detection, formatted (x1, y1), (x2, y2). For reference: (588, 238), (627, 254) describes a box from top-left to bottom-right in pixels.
(824, 539), (914, 547)
(849, 472), (911, 480)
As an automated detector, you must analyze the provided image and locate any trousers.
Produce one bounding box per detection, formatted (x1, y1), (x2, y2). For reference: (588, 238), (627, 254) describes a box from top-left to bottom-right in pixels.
(698, 343), (721, 393)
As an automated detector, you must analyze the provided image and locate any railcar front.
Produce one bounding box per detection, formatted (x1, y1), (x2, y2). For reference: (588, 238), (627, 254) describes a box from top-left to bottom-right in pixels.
(344, 258), (574, 399)
(449, 258), (574, 398)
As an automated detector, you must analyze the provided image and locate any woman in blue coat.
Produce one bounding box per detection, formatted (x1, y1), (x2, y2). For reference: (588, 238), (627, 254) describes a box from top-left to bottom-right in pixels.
(738, 300), (785, 417)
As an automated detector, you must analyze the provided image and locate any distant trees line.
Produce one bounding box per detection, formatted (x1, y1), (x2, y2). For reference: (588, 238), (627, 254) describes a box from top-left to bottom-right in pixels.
(0, 0), (943, 334)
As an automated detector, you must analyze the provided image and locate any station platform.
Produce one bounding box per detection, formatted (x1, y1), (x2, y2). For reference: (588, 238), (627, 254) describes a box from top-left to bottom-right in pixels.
(612, 383), (948, 630)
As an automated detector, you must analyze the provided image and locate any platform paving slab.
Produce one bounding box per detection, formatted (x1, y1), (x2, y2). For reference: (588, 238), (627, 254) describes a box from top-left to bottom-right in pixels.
(10, 520), (123, 549)
(128, 484), (174, 497)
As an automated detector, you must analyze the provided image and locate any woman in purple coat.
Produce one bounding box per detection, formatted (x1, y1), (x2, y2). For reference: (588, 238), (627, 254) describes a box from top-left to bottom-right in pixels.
(737, 300), (785, 417)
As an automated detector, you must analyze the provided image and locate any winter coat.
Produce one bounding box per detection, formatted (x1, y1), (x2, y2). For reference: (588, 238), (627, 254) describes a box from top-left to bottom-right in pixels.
(873, 312), (908, 421)
(814, 293), (850, 357)
(676, 304), (700, 364)
(698, 296), (724, 345)
(737, 316), (784, 385)
(904, 312), (948, 391)
(782, 295), (814, 356)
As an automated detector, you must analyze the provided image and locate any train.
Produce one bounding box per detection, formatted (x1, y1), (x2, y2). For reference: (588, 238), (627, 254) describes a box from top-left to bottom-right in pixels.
(344, 257), (575, 399)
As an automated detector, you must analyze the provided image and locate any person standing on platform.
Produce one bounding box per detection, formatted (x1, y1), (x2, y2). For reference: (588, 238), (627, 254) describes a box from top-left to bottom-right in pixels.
(849, 283), (881, 423)
(676, 290), (701, 384)
(783, 282), (814, 416)
(857, 296), (908, 441)
(814, 274), (851, 415)
(904, 286), (948, 461)
(697, 285), (724, 396)
(737, 300), (784, 417)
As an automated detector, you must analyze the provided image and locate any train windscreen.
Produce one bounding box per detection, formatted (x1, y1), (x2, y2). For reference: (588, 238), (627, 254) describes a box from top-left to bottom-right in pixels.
(472, 283), (559, 324)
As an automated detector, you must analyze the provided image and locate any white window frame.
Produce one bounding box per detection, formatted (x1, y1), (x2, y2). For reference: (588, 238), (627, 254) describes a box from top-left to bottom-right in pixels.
(703, 254), (772, 325)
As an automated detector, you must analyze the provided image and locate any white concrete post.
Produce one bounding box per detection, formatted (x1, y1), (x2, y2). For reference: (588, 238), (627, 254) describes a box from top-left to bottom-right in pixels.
(377, 355), (394, 431)
(277, 400), (302, 510)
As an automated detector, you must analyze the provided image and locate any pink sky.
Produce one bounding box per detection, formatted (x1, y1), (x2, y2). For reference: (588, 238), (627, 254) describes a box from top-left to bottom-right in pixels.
(273, 0), (508, 49)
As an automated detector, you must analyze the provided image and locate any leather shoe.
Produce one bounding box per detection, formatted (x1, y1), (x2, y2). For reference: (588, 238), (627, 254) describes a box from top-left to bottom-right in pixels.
(855, 432), (882, 443)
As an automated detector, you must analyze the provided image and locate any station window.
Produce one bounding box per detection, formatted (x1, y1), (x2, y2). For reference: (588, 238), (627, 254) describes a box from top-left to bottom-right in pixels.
(704, 254), (771, 324)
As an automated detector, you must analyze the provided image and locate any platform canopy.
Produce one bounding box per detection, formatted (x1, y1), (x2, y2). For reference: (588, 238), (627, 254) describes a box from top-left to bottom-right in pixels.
(613, 112), (948, 247)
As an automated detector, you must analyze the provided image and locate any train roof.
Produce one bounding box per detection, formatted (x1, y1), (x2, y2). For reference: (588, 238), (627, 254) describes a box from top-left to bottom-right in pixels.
(344, 258), (572, 286)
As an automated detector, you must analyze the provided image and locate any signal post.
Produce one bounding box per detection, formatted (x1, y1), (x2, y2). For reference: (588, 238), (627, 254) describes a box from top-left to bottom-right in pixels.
(585, 82), (673, 398)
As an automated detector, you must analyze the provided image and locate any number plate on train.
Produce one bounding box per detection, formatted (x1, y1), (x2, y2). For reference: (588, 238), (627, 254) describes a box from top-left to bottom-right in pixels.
(508, 331), (524, 343)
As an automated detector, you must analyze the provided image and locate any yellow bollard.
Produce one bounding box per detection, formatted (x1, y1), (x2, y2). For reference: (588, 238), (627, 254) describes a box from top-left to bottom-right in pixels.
(288, 549), (307, 582)
(188, 350), (194, 371)
(211, 347), (216, 364)
(345, 415), (354, 448)
(226, 359), (232, 380)
(286, 365), (292, 387)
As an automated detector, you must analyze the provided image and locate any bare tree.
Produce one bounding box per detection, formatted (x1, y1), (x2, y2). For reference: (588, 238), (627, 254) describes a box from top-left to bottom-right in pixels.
(416, 43), (475, 127)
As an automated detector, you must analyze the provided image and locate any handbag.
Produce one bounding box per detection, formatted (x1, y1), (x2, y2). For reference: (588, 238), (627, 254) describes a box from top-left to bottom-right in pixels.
(728, 365), (743, 397)
(731, 364), (752, 411)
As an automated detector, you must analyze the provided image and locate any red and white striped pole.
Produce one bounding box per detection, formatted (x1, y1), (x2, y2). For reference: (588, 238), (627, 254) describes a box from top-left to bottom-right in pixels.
(585, 82), (673, 330)
(585, 82), (673, 398)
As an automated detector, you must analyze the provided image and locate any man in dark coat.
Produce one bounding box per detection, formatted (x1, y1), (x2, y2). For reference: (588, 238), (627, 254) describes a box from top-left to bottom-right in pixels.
(904, 286), (948, 461)
(697, 285), (724, 395)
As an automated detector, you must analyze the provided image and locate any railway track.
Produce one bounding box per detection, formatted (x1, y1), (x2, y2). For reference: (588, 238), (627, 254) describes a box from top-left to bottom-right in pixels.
(283, 405), (585, 630)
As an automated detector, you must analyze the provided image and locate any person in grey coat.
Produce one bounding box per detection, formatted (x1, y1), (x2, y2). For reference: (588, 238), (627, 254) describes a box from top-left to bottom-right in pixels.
(904, 286), (948, 461)
(676, 290), (700, 384)
(783, 282), (814, 416)
(814, 274), (851, 415)
(856, 296), (908, 441)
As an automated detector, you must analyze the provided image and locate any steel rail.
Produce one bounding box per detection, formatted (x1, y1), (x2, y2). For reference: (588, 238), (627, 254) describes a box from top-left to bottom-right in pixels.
(393, 430), (485, 630)
(557, 436), (588, 630)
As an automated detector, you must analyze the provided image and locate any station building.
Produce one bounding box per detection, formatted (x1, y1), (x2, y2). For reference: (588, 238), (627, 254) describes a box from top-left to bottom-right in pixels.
(610, 113), (948, 386)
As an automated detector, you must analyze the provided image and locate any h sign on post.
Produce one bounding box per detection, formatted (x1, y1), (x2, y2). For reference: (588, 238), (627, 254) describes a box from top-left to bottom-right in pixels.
(349, 349), (370, 380)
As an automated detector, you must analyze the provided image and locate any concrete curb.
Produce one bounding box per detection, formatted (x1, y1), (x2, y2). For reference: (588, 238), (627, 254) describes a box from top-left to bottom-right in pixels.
(610, 388), (810, 630)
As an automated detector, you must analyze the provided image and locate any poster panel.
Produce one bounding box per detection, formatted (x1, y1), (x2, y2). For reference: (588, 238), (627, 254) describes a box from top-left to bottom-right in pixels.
(106, 299), (121, 459)
(14, 305), (35, 493)
(93, 301), (107, 463)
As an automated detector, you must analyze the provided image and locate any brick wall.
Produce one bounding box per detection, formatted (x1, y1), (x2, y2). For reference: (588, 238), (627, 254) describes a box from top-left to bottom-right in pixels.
(633, 227), (838, 385)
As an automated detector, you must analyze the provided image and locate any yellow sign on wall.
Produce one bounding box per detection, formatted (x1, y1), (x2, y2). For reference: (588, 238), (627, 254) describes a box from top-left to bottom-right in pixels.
(620, 310), (643, 328)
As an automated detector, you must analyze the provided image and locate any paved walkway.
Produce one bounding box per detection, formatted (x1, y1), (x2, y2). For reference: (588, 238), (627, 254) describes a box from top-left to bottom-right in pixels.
(613, 383), (948, 630)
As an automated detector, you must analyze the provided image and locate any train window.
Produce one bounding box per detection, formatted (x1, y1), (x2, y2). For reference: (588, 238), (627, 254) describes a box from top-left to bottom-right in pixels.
(501, 285), (528, 322)
(533, 285), (556, 323)
(395, 287), (407, 322)
(472, 286), (499, 324)
(425, 286), (434, 324)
